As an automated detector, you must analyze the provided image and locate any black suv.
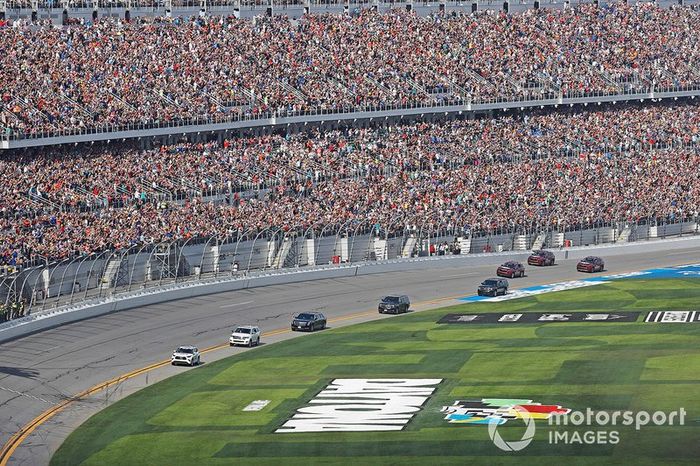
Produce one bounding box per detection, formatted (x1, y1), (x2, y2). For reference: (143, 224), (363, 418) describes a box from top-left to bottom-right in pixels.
(291, 312), (327, 332)
(378, 295), (411, 314)
(477, 278), (509, 297)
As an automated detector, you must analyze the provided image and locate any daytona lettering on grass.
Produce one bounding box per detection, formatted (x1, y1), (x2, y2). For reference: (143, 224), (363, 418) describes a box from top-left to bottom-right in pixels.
(276, 379), (442, 433)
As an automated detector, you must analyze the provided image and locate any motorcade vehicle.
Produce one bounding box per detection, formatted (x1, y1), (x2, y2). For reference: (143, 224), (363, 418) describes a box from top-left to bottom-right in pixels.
(378, 295), (411, 314)
(577, 256), (605, 273)
(527, 250), (556, 266)
(477, 278), (509, 297)
(171, 346), (200, 366)
(230, 326), (261, 347)
(497, 261), (526, 278)
(291, 312), (327, 331)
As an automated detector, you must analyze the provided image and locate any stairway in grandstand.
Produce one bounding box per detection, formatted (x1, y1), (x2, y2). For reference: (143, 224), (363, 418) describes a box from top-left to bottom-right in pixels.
(531, 233), (547, 250)
(146, 245), (190, 281)
(373, 238), (388, 261)
(459, 236), (472, 255)
(100, 258), (128, 290)
(512, 235), (529, 251)
(401, 235), (418, 258)
(272, 237), (293, 269)
(282, 237), (301, 269)
(550, 232), (565, 248)
(199, 245), (220, 275)
(617, 226), (632, 243)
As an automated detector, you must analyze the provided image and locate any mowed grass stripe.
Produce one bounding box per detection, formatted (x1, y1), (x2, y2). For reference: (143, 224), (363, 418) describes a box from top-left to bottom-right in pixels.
(51, 279), (700, 466)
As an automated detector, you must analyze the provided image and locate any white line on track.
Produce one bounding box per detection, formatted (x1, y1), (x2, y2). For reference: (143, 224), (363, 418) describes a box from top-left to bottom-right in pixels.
(441, 272), (481, 279)
(219, 300), (254, 309)
(0, 386), (50, 404)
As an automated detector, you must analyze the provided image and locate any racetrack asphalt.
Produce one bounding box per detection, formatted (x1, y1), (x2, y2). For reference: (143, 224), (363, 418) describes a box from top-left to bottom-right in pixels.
(2, 246), (700, 466)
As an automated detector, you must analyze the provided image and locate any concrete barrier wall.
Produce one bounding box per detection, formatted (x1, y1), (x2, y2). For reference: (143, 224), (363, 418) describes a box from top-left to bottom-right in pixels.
(3, 234), (700, 344)
(12, 222), (697, 305)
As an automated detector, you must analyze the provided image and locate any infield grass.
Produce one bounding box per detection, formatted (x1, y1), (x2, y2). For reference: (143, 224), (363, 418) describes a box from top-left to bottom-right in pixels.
(51, 278), (700, 465)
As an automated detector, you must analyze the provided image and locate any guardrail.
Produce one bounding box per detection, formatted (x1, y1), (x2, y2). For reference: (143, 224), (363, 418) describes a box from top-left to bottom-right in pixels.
(4, 0), (694, 14)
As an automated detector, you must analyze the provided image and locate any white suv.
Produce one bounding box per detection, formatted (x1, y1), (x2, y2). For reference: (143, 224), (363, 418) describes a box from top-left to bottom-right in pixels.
(229, 326), (261, 347)
(171, 346), (200, 366)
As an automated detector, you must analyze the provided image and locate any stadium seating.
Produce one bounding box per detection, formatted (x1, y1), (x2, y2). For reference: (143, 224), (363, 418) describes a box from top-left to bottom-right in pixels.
(2, 4), (700, 138)
(2, 101), (699, 268)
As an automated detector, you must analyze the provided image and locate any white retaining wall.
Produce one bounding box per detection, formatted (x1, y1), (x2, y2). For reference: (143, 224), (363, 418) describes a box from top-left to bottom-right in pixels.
(2, 234), (700, 344)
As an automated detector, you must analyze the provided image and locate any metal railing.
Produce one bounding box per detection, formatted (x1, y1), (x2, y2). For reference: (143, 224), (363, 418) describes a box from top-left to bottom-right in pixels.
(0, 0), (600, 9)
(3, 86), (700, 149)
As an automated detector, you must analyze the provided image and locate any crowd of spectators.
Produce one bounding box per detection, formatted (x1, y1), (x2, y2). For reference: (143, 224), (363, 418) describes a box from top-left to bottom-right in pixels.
(1, 100), (699, 269)
(0, 300), (26, 322)
(2, 3), (700, 137)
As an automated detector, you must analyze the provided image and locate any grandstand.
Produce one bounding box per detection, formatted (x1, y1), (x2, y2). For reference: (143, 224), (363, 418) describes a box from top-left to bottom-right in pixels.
(1, 2), (700, 316)
(1, 1), (700, 148)
(2, 99), (700, 317)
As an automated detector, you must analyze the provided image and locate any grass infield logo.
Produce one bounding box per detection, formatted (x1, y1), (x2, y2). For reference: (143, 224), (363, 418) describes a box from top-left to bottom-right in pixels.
(443, 400), (686, 452)
(442, 399), (570, 451)
(442, 399), (570, 425)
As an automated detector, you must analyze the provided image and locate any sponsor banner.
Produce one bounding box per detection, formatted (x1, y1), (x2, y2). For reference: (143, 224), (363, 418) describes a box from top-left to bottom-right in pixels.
(276, 378), (441, 433)
(243, 400), (271, 411)
(644, 311), (700, 323)
(442, 399), (570, 425)
(438, 312), (640, 324)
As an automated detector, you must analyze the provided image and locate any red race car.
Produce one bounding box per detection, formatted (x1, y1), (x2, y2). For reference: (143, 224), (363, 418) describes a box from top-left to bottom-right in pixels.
(577, 256), (605, 273)
(497, 261), (526, 278)
(527, 250), (555, 266)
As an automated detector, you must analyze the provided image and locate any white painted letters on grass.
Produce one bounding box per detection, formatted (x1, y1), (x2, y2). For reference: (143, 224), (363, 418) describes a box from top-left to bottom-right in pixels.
(276, 379), (442, 433)
(243, 400), (271, 411)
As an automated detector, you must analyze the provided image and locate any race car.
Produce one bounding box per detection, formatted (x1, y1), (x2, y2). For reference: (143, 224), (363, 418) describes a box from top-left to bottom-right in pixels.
(171, 346), (200, 366)
(577, 256), (605, 273)
(497, 261), (525, 278)
(527, 250), (555, 266)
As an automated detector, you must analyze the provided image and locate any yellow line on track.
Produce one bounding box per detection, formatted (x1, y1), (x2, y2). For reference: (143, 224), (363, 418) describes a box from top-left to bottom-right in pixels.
(0, 292), (464, 465)
(2, 260), (687, 465)
(0, 307), (415, 465)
